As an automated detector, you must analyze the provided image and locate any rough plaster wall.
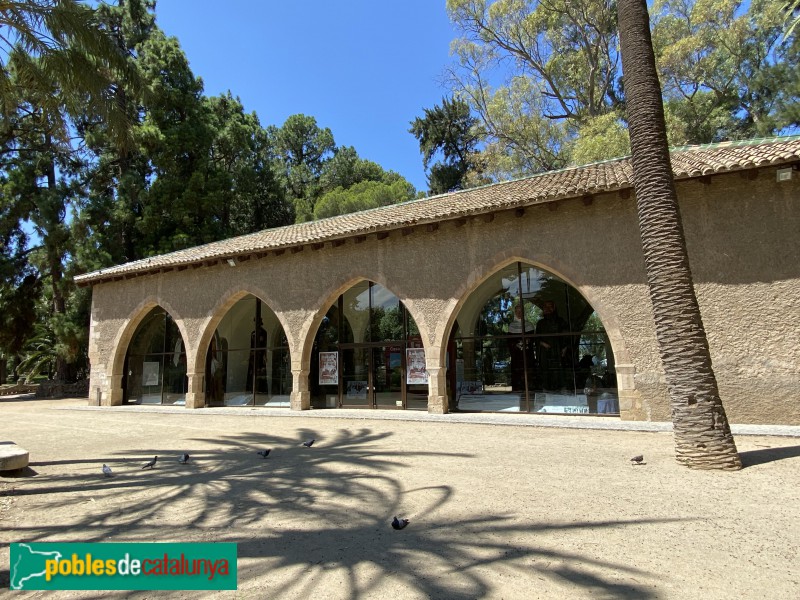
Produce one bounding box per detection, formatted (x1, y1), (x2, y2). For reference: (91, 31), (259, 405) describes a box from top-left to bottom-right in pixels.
(88, 170), (799, 424)
(681, 174), (800, 424)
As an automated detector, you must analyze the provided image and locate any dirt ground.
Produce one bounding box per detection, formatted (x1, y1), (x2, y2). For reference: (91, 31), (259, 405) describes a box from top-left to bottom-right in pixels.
(1, 396), (799, 599)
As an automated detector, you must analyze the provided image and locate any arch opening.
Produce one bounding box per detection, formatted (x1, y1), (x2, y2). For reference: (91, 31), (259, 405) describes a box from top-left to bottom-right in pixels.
(309, 281), (427, 409)
(204, 294), (292, 407)
(447, 262), (619, 415)
(123, 307), (187, 405)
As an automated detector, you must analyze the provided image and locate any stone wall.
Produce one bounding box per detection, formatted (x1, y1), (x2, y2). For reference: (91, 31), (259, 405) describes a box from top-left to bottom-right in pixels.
(36, 380), (90, 399)
(85, 167), (800, 424)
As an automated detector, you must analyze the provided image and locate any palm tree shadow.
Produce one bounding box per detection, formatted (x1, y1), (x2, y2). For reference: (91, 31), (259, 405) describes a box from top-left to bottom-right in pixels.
(4, 426), (693, 598)
(739, 444), (800, 468)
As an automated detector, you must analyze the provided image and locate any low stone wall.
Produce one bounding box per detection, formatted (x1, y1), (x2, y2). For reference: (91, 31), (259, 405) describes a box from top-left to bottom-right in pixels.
(35, 380), (90, 398)
(0, 383), (38, 396)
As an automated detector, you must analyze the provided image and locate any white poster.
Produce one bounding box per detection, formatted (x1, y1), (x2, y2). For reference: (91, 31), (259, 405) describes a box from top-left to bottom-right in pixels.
(142, 361), (160, 387)
(319, 351), (339, 385)
(406, 348), (428, 384)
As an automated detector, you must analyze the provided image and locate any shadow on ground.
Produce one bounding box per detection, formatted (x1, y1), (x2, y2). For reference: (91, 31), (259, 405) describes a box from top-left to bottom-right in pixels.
(1, 426), (693, 598)
(739, 444), (800, 468)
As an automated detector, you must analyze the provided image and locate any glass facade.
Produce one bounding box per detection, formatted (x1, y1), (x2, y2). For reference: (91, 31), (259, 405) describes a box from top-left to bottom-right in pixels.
(310, 281), (427, 409)
(448, 262), (618, 414)
(124, 308), (187, 405)
(205, 295), (292, 407)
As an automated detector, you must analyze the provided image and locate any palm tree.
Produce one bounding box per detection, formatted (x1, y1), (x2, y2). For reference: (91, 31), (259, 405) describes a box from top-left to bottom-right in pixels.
(1, 0), (135, 148)
(617, 0), (741, 470)
(2, 0), (137, 381)
(785, 1), (800, 38)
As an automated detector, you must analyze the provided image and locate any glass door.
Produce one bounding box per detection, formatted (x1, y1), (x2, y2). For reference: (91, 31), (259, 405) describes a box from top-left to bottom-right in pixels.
(341, 347), (371, 407)
(373, 346), (403, 409)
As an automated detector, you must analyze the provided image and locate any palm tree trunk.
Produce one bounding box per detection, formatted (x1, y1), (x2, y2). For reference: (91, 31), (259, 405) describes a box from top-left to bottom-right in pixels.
(617, 0), (741, 470)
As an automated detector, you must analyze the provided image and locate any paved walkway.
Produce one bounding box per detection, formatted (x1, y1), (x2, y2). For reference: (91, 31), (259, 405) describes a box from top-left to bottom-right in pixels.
(63, 402), (800, 437)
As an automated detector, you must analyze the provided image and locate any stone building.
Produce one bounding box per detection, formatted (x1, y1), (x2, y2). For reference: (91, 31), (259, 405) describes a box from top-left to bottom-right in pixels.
(76, 136), (800, 425)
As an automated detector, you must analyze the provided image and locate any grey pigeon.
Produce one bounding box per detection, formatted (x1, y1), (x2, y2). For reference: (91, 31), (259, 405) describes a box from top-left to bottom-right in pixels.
(302, 439), (315, 447)
(142, 456), (158, 470)
(102, 464), (113, 477)
(630, 454), (644, 465)
(391, 516), (410, 530)
(178, 453), (190, 464)
(257, 449), (271, 458)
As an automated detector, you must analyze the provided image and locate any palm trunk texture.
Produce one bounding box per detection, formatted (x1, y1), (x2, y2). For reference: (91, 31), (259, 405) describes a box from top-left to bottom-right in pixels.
(617, 0), (741, 469)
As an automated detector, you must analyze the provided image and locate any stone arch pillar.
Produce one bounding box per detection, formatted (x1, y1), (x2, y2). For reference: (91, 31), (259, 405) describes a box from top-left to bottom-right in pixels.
(185, 371), (206, 409)
(425, 349), (447, 414)
(290, 366), (311, 410)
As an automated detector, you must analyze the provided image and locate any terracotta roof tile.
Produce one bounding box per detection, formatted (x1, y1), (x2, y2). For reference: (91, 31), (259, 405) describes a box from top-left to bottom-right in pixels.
(75, 135), (800, 285)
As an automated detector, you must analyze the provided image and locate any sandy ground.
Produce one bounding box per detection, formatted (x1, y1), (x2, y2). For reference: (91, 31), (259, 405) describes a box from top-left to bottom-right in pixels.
(1, 397), (799, 600)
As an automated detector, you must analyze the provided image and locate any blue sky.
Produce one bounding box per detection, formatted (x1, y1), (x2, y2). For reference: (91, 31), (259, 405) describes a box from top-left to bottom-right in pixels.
(155, 1), (459, 193)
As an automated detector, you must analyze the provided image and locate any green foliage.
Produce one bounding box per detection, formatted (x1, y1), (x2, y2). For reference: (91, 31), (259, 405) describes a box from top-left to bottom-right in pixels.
(1, 0), (140, 150)
(652, 0), (796, 142)
(0, 1), (417, 382)
(443, 0), (799, 178)
(785, 1), (800, 37)
(409, 96), (481, 193)
(313, 178), (415, 220)
(16, 321), (56, 384)
(570, 112), (631, 165)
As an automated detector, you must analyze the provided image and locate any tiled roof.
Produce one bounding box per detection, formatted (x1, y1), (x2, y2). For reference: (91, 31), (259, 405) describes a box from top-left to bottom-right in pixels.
(76, 135), (800, 285)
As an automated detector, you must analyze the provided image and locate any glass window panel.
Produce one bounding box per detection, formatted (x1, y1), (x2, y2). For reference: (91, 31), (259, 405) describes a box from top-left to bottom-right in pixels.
(209, 295), (292, 408)
(163, 345), (187, 405)
(451, 262), (619, 414)
(164, 313), (183, 358)
(454, 263), (519, 338)
(342, 281), (370, 343)
(405, 384), (428, 410)
(370, 284), (403, 342)
(317, 304), (340, 347)
(139, 354), (164, 404)
(259, 346), (292, 407)
(206, 332), (225, 406)
(217, 296), (257, 351)
(129, 309), (166, 356)
(224, 349), (252, 405)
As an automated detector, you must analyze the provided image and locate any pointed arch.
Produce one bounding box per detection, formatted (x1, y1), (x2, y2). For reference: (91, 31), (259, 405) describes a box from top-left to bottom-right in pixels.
(436, 252), (630, 371)
(194, 286), (292, 407)
(110, 297), (189, 387)
(111, 299), (190, 405)
(302, 276), (429, 410)
(440, 254), (630, 414)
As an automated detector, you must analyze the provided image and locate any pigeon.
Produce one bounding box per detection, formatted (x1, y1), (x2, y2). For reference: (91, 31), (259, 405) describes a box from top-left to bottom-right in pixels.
(142, 456), (158, 470)
(257, 449), (271, 458)
(302, 439), (315, 447)
(630, 454), (644, 465)
(391, 516), (410, 530)
(102, 464), (113, 477)
(178, 453), (190, 464)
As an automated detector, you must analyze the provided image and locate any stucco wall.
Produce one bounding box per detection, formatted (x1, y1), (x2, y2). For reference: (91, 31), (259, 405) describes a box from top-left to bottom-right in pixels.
(87, 167), (800, 424)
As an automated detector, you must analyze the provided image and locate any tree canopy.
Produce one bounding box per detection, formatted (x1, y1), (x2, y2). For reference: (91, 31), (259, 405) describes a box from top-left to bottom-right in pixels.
(433, 0), (798, 181)
(0, 0), (415, 384)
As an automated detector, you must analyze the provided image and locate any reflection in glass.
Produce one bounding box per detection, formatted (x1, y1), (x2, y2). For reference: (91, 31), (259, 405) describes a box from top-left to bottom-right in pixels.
(124, 308), (186, 405)
(205, 295), (292, 408)
(449, 262), (618, 415)
(310, 281), (427, 410)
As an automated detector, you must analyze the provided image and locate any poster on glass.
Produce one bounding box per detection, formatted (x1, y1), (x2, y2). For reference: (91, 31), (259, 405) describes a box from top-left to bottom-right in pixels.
(319, 351), (339, 385)
(406, 348), (428, 384)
